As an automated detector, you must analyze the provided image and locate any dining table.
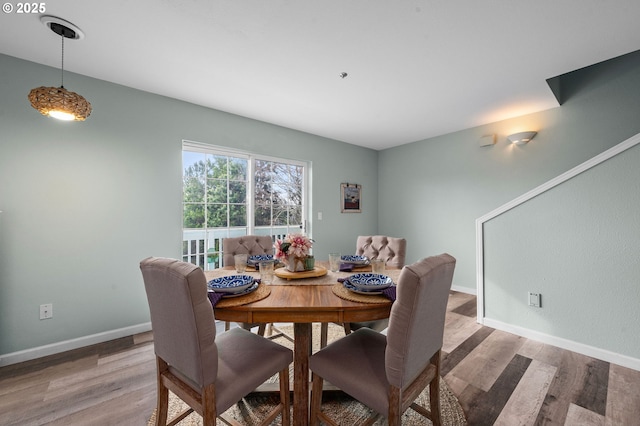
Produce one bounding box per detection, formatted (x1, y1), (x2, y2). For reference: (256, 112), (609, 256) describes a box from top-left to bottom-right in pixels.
(204, 261), (400, 426)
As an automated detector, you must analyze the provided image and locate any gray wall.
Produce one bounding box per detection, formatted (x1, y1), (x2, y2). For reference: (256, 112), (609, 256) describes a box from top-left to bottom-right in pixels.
(378, 51), (640, 291)
(0, 54), (377, 355)
(3, 48), (640, 362)
(378, 51), (640, 363)
(484, 141), (640, 359)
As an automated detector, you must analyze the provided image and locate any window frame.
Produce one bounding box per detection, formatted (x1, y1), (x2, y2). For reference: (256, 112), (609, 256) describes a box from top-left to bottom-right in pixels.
(182, 140), (310, 269)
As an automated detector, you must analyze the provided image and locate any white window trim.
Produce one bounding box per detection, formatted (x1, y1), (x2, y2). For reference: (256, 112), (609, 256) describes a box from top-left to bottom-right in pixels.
(182, 139), (310, 237)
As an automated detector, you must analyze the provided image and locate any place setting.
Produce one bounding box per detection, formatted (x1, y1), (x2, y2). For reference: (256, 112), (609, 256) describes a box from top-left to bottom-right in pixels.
(207, 273), (271, 308)
(232, 253), (282, 272)
(332, 271), (397, 304)
(336, 254), (371, 272)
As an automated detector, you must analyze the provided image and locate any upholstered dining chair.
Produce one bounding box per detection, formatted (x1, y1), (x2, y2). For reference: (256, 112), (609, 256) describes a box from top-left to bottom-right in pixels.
(222, 235), (293, 342)
(221, 235), (274, 267)
(310, 253), (456, 426)
(320, 235), (407, 347)
(356, 235), (407, 268)
(140, 257), (292, 426)
(347, 235), (407, 334)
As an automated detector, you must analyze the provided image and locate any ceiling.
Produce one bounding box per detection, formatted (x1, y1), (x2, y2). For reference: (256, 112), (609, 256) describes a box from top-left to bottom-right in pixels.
(2, 1), (640, 150)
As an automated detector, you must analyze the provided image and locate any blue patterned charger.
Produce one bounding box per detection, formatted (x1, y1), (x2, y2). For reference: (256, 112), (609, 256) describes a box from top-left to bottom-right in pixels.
(207, 275), (255, 293)
(342, 280), (386, 295)
(221, 282), (259, 298)
(247, 254), (276, 265)
(340, 255), (369, 265)
(348, 273), (393, 291)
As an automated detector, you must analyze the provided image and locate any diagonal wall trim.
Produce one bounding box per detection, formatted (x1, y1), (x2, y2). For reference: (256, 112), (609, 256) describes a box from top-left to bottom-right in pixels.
(475, 131), (640, 361)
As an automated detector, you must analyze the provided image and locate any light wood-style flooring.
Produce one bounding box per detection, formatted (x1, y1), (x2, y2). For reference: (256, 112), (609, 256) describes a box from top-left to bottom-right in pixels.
(1, 291), (639, 425)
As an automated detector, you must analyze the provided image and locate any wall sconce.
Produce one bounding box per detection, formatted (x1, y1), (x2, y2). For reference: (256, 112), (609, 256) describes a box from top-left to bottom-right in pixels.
(507, 131), (537, 145)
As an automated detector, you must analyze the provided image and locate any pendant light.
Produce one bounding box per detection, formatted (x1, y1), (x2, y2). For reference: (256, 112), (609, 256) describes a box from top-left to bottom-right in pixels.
(28, 16), (92, 121)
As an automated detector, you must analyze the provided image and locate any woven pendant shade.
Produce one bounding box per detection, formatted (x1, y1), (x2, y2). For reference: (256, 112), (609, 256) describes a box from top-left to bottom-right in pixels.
(28, 85), (92, 121)
(28, 16), (92, 121)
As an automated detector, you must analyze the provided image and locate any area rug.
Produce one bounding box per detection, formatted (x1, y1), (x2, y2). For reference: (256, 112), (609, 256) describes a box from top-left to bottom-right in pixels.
(147, 324), (467, 425)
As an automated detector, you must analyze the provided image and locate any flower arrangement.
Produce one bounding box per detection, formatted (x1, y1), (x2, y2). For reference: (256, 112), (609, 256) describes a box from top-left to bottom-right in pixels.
(275, 233), (313, 259)
(275, 233), (314, 271)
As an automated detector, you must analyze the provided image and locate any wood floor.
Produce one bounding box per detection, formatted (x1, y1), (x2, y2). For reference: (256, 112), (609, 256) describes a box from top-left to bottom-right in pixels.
(1, 291), (639, 425)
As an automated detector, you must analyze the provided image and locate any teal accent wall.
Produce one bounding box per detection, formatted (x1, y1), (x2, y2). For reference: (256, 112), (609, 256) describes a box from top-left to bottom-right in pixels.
(0, 54), (377, 355)
(378, 51), (640, 291)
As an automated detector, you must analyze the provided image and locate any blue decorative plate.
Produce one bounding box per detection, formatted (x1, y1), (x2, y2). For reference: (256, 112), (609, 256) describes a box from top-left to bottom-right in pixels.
(207, 275), (255, 293)
(221, 282), (259, 298)
(342, 280), (385, 295)
(247, 254), (277, 265)
(340, 255), (369, 265)
(348, 273), (393, 291)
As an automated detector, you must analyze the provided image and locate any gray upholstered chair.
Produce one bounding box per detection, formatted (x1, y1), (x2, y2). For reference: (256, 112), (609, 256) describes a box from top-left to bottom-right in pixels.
(310, 253), (456, 426)
(222, 235), (274, 267)
(355, 235), (407, 268)
(140, 257), (292, 426)
(222, 235), (293, 342)
(347, 235), (407, 334)
(320, 235), (408, 347)
(221, 235), (268, 335)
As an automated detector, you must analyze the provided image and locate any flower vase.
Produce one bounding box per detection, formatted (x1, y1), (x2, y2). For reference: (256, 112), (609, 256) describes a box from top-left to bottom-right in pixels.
(287, 255), (306, 272)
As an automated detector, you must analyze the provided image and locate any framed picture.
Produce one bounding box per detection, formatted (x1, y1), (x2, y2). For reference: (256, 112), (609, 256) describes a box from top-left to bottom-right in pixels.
(341, 183), (361, 213)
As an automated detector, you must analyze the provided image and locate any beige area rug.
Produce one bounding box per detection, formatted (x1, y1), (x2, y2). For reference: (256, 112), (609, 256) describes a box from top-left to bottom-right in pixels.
(148, 324), (467, 425)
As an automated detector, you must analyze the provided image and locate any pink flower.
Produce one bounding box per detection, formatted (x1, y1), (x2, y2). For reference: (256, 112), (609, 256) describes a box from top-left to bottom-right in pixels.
(275, 233), (312, 259)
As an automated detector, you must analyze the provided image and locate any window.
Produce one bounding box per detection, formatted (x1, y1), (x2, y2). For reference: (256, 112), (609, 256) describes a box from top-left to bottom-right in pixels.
(182, 141), (308, 270)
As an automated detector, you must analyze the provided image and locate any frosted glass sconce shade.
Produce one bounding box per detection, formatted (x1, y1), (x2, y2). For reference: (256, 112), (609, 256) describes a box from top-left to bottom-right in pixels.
(507, 131), (537, 145)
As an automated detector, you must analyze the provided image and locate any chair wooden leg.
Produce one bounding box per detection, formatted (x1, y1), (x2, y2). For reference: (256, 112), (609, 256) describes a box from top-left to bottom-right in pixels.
(279, 368), (291, 426)
(388, 385), (402, 426)
(257, 323), (266, 336)
(429, 351), (442, 426)
(342, 322), (352, 335)
(201, 383), (217, 426)
(309, 373), (324, 426)
(155, 357), (169, 426)
(320, 323), (328, 348)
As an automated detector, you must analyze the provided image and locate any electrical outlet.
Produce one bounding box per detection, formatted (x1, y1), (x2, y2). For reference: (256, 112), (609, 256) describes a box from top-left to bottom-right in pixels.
(318, 211), (323, 220)
(528, 292), (541, 308)
(40, 303), (53, 320)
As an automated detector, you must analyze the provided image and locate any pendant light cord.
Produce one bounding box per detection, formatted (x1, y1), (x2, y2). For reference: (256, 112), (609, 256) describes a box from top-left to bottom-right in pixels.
(60, 34), (65, 88)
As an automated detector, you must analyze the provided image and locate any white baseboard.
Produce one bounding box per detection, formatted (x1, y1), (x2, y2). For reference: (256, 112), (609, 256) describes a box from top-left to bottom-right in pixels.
(0, 322), (152, 367)
(482, 318), (640, 372)
(451, 284), (476, 295)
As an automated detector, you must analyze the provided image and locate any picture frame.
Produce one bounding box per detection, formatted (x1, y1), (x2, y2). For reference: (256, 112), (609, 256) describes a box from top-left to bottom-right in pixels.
(340, 183), (361, 213)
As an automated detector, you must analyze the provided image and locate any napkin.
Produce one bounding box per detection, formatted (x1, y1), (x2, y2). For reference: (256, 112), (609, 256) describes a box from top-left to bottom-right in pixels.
(381, 286), (396, 302)
(339, 263), (354, 272)
(208, 291), (224, 307)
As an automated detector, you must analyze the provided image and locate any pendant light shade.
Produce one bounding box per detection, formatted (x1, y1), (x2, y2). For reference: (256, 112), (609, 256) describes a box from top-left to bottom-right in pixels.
(28, 16), (92, 121)
(28, 85), (92, 121)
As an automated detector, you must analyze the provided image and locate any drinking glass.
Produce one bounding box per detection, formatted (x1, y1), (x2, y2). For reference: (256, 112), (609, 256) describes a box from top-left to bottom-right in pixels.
(259, 261), (274, 284)
(328, 253), (341, 272)
(234, 254), (248, 273)
(371, 259), (385, 274)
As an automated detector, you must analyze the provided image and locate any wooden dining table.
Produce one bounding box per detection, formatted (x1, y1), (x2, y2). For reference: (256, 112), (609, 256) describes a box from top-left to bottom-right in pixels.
(205, 262), (399, 426)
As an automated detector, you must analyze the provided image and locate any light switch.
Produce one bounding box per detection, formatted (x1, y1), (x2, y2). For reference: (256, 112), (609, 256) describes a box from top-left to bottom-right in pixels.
(528, 292), (541, 308)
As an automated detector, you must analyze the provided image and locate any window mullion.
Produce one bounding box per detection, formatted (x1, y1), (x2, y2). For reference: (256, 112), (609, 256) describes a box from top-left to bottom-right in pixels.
(247, 157), (255, 234)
